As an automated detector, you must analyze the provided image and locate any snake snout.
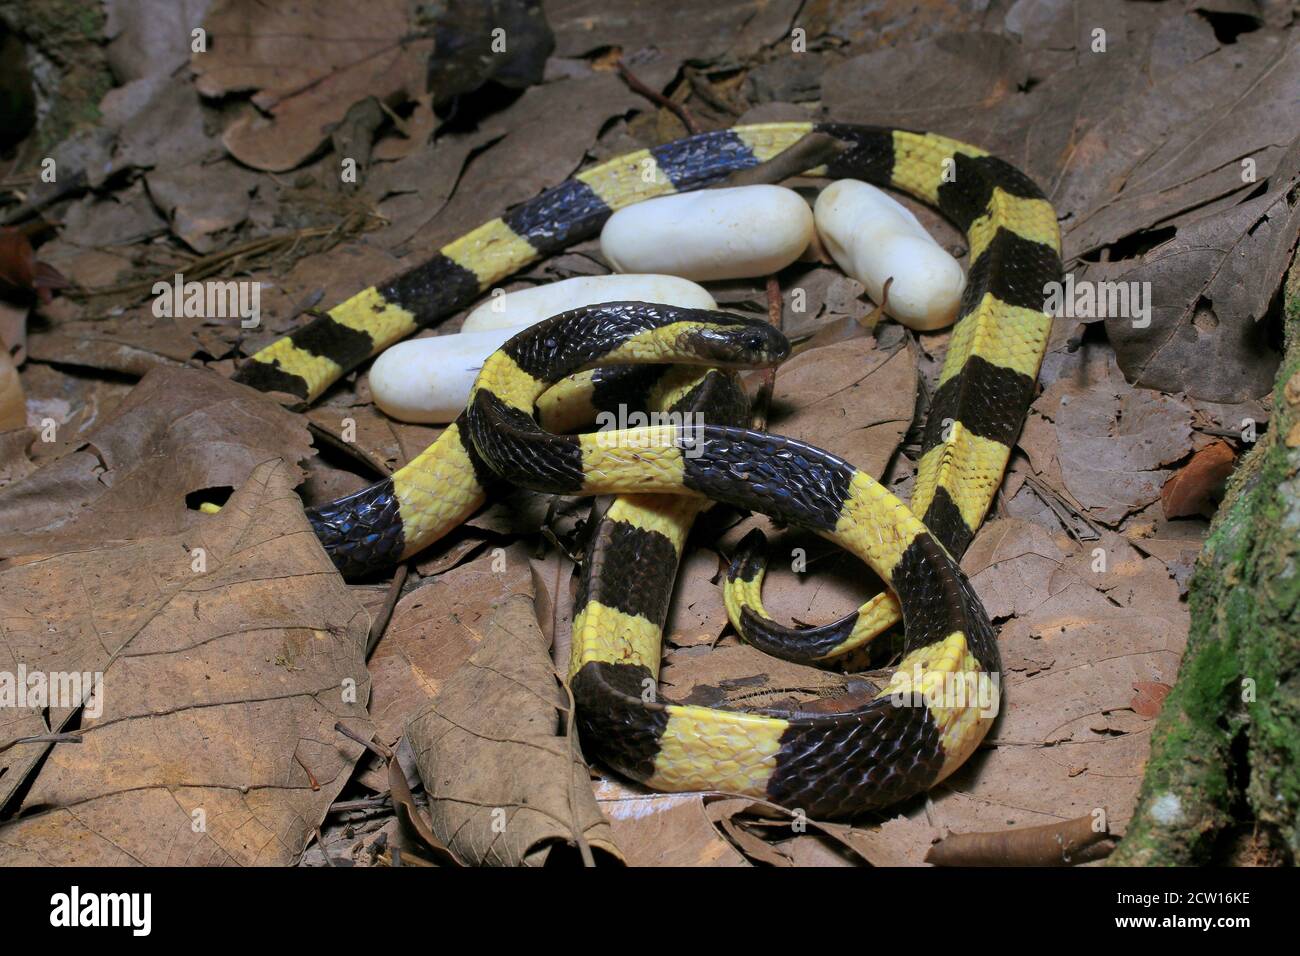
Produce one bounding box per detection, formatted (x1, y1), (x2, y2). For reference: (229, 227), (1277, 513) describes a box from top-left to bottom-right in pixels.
(685, 320), (790, 368)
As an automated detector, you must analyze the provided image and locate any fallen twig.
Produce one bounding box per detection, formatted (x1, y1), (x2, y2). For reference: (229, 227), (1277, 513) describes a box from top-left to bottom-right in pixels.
(366, 562), (410, 658)
(334, 722), (460, 866)
(720, 131), (848, 188)
(925, 813), (1114, 866)
(616, 59), (700, 135)
(751, 276), (784, 431)
(0, 731), (81, 754)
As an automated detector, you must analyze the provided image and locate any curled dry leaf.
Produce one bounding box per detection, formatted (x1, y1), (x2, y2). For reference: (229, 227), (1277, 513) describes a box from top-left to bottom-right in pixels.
(426, 0), (555, 104)
(0, 459), (373, 864)
(0, 227), (67, 304)
(406, 593), (619, 866)
(1160, 439), (1237, 518)
(925, 813), (1112, 867)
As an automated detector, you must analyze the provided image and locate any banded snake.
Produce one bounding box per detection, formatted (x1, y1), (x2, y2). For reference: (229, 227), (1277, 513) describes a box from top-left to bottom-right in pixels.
(232, 123), (1061, 817)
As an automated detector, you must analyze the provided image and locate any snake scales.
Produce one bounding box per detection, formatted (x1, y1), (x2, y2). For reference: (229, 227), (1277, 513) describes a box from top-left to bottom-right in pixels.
(232, 124), (1061, 817)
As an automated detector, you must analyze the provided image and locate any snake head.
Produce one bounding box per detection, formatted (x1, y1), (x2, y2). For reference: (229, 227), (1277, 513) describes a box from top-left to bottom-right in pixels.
(681, 318), (790, 368)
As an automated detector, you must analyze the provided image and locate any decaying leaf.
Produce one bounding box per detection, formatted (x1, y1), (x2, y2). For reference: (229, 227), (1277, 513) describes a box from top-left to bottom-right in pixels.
(1100, 147), (1299, 402)
(1160, 439), (1237, 518)
(0, 367), (312, 559)
(368, 542), (534, 744)
(1028, 353), (1195, 524)
(0, 459), (373, 863)
(425, 0), (555, 104)
(766, 337), (917, 475)
(592, 780), (746, 867)
(193, 0), (433, 171)
(406, 593), (619, 865)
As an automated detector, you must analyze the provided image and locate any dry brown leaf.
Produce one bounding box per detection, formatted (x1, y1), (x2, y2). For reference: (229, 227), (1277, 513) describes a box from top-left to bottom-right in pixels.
(193, 0), (432, 171)
(663, 547), (729, 648)
(592, 780), (747, 867)
(15, 363), (134, 468)
(426, 0), (554, 103)
(144, 159), (260, 253)
(702, 796), (892, 866)
(1029, 354), (1194, 524)
(0, 428), (37, 489)
(1100, 148), (1298, 403)
(1160, 439), (1237, 518)
(307, 405), (441, 475)
(406, 593), (619, 866)
(549, 0), (802, 90)
(822, 32), (1028, 149)
(766, 338), (916, 474)
(365, 126), (503, 251)
(1130, 681), (1173, 720)
(0, 459), (373, 863)
(928, 517), (1189, 838)
(368, 542), (534, 744)
(1060, 30), (1299, 259)
(0, 367), (312, 559)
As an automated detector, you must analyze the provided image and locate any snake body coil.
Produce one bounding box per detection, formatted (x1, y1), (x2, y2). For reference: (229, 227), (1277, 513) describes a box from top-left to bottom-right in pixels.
(234, 123), (1061, 817)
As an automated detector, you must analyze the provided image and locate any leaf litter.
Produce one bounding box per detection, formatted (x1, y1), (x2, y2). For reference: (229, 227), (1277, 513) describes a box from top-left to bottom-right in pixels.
(2, 0), (1297, 866)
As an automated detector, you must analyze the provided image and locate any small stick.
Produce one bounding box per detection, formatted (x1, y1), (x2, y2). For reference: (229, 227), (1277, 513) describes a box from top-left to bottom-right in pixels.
(925, 813), (1114, 866)
(335, 721), (391, 760)
(751, 276), (784, 431)
(315, 826), (338, 867)
(295, 752), (320, 791)
(683, 66), (740, 116)
(329, 795), (392, 814)
(616, 59), (700, 135)
(720, 132), (849, 188)
(366, 562), (410, 658)
(1023, 473), (1102, 542)
(333, 723), (460, 866)
(0, 731), (81, 754)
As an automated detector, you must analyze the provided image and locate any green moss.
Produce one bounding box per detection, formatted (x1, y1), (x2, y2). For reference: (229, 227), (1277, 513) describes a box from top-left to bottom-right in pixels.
(1113, 257), (1300, 865)
(0, 0), (113, 157)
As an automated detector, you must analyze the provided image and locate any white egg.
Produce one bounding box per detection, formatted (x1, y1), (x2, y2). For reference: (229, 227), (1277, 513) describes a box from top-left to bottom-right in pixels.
(369, 326), (526, 424)
(814, 179), (965, 331)
(600, 185), (813, 281)
(370, 278), (720, 424)
(463, 274), (715, 332)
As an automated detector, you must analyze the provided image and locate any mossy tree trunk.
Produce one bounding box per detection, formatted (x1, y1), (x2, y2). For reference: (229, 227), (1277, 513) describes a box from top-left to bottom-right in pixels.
(1112, 260), (1300, 865)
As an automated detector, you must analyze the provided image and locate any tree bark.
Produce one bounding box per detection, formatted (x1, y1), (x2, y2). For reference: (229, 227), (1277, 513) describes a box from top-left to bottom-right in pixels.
(1112, 258), (1300, 865)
